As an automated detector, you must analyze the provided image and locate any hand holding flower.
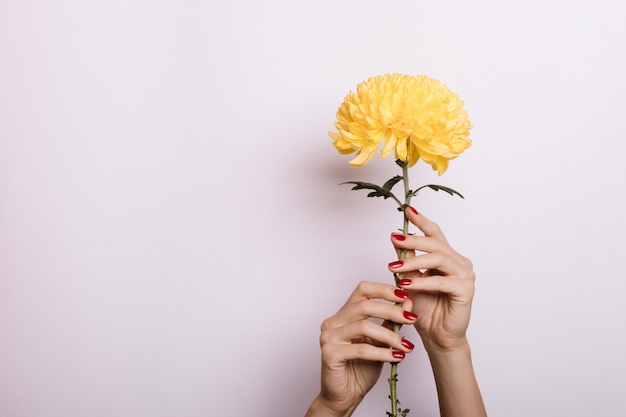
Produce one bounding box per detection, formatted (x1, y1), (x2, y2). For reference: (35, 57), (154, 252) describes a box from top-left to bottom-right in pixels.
(389, 208), (487, 417)
(390, 207), (475, 353)
(305, 282), (417, 417)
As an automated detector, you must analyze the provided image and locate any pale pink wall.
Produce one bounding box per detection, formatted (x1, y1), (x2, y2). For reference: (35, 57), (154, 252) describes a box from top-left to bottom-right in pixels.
(1, 1), (625, 416)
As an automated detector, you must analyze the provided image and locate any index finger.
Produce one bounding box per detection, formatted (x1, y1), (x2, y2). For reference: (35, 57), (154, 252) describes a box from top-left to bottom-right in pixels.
(343, 281), (406, 306)
(405, 206), (448, 243)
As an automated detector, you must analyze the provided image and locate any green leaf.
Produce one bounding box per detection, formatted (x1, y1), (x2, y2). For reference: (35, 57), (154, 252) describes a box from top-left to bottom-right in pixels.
(382, 175), (403, 192)
(341, 181), (398, 201)
(410, 184), (465, 199)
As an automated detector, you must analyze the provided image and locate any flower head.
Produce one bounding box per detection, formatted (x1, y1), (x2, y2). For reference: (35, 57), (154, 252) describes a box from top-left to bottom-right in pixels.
(329, 73), (472, 175)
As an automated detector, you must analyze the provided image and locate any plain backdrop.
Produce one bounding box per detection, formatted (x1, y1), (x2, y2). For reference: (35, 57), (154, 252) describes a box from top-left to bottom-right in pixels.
(1, 1), (625, 416)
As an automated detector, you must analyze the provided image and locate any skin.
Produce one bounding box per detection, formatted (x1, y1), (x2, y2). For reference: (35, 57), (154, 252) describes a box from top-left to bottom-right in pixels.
(304, 208), (487, 417)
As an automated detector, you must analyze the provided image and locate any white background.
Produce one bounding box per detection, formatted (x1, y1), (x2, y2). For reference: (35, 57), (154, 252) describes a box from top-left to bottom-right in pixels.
(1, 1), (625, 416)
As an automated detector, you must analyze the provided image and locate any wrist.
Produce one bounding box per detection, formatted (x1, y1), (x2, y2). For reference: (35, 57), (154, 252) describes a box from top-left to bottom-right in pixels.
(422, 335), (471, 358)
(304, 394), (357, 417)
(423, 336), (476, 383)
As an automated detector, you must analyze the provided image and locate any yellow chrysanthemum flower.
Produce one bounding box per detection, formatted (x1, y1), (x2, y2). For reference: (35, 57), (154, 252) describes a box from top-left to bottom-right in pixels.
(329, 73), (472, 175)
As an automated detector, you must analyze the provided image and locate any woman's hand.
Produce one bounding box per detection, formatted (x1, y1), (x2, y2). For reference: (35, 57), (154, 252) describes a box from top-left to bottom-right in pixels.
(389, 207), (476, 353)
(389, 207), (487, 417)
(305, 281), (418, 417)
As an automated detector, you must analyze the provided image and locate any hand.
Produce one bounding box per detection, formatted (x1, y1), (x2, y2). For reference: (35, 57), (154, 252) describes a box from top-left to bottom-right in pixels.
(389, 207), (476, 353)
(305, 282), (418, 417)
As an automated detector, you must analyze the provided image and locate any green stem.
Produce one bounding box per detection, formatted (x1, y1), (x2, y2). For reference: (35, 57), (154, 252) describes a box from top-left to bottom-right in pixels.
(389, 160), (412, 417)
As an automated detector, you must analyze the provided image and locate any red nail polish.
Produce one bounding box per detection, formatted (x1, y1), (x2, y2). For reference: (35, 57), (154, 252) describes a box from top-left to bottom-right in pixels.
(398, 279), (412, 286)
(408, 206), (419, 215)
(389, 261), (404, 269)
(392, 234), (406, 241)
(394, 289), (409, 299)
(401, 339), (415, 350)
(403, 311), (418, 321)
(392, 350), (405, 359)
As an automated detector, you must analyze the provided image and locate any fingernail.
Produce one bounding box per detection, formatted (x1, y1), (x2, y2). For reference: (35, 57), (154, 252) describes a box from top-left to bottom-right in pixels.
(401, 339), (415, 350)
(392, 350), (406, 359)
(389, 261), (404, 269)
(403, 311), (418, 321)
(394, 289), (409, 299)
(408, 206), (419, 215)
(392, 234), (406, 241)
(398, 279), (412, 286)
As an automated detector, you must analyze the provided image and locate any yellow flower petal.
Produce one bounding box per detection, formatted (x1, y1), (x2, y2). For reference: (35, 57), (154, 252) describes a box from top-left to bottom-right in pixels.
(330, 73), (472, 173)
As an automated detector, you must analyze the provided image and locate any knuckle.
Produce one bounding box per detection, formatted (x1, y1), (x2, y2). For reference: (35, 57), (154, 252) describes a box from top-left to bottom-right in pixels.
(431, 252), (445, 265)
(454, 255), (474, 279)
(356, 280), (371, 293)
(320, 343), (337, 361)
(462, 278), (476, 296)
(320, 317), (333, 332)
(319, 330), (331, 347)
(355, 319), (370, 334)
(426, 220), (442, 235)
(461, 256), (474, 270)
(356, 298), (373, 313)
(461, 264), (476, 281)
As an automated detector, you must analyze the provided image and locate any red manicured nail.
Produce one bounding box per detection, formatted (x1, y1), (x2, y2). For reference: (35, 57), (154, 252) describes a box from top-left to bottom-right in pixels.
(394, 289), (409, 299)
(392, 234), (406, 241)
(392, 350), (406, 359)
(408, 206), (419, 215)
(398, 279), (412, 286)
(389, 261), (404, 269)
(403, 311), (418, 321)
(401, 339), (415, 350)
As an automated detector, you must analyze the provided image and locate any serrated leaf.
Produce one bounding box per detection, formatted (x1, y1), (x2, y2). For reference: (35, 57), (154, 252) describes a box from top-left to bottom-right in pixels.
(410, 184), (465, 199)
(382, 175), (403, 192)
(341, 181), (398, 200)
